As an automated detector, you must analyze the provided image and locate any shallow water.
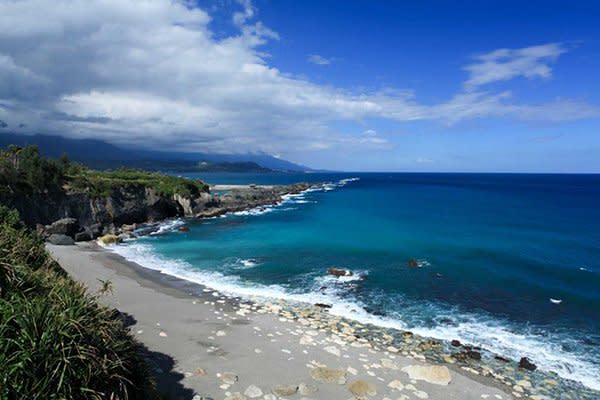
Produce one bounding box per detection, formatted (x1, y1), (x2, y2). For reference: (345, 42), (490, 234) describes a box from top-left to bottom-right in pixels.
(113, 172), (600, 390)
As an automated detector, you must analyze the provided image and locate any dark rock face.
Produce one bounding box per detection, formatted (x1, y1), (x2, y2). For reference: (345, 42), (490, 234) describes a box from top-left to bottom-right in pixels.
(47, 234), (75, 245)
(1, 182), (314, 242)
(519, 357), (537, 371)
(327, 268), (353, 277)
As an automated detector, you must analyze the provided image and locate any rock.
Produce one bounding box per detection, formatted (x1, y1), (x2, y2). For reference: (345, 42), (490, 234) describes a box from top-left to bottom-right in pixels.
(388, 380), (404, 390)
(494, 355), (510, 362)
(310, 367), (346, 384)
(327, 267), (353, 277)
(97, 234), (121, 246)
(46, 234), (75, 245)
(45, 218), (79, 238)
(74, 230), (92, 242)
(194, 368), (206, 376)
(220, 372), (239, 385)
(381, 359), (398, 370)
(401, 365), (452, 386)
(519, 357), (537, 371)
(224, 393), (246, 400)
(348, 380), (377, 397)
(451, 339), (461, 347)
(314, 303), (332, 309)
(244, 385), (263, 398)
(407, 259), (418, 267)
(298, 383), (318, 395)
(271, 384), (298, 397)
(454, 350), (481, 361)
(179, 226), (190, 232)
(324, 346), (341, 356)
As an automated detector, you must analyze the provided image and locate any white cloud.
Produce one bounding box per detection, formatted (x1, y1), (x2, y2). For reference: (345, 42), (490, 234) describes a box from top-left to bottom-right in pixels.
(233, 0), (255, 26)
(464, 43), (566, 89)
(308, 54), (331, 65)
(0, 1), (597, 157)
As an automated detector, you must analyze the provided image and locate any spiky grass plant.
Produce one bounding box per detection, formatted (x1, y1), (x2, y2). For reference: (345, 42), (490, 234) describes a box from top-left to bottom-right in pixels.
(0, 206), (159, 399)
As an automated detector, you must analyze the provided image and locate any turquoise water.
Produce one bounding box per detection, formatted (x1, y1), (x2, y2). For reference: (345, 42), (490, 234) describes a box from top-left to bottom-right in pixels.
(113, 173), (600, 390)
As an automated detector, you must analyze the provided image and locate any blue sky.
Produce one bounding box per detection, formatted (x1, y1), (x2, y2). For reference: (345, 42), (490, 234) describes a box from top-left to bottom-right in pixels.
(0, 0), (599, 171)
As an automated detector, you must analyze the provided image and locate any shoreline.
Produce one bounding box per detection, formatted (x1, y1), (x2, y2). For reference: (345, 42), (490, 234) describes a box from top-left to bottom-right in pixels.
(47, 242), (595, 400)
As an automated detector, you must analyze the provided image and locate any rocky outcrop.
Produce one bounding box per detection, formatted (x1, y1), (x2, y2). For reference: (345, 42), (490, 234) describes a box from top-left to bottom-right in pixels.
(47, 234), (75, 246)
(2, 181), (313, 242)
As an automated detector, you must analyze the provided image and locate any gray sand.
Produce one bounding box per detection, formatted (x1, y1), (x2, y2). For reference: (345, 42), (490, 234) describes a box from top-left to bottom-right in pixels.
(47, 243), (513, 400)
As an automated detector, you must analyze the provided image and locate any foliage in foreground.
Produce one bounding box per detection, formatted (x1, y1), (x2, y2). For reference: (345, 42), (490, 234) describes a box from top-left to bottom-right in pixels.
(0, 144), (208, 198)
(0, 205), (159, 399)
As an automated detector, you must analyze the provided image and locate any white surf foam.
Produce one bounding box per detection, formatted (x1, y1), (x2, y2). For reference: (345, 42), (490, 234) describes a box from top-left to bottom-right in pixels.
(110, 241), (600, 391)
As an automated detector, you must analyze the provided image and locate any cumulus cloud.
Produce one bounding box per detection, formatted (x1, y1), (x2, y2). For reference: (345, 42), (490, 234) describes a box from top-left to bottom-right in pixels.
(464, 43), (566, 89)
(308, 54), (332, 65)
(0, 1), (597, 157)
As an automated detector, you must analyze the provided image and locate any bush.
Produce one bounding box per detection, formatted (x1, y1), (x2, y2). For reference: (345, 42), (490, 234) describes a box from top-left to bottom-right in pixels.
(0, 206), (158, 399)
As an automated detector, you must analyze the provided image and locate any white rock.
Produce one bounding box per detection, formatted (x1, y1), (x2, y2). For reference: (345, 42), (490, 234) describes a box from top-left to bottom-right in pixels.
(244, 385), (263, 398)
(401, 365), (452, 386)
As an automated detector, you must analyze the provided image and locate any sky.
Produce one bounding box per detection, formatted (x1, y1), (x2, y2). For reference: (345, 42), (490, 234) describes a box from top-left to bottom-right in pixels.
(0, 0), (599, 172)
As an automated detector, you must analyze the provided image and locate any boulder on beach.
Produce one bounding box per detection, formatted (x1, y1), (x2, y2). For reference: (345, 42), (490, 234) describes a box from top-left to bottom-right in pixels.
(47, 233), (75, 246)
(45, 217), (79, 238)
(310, 367), (346, 384)
(179, 226), (190, 232)
(98, 234), (121, 246)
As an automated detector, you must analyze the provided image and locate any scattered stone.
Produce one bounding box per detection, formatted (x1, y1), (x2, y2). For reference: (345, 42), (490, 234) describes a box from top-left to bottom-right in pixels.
(381, 358), (398, 370)
(298, 383), (318, 395)
(324, 346), (341, 356)
(347, 366), (358, 375)
(348, 380), (377, 397)
(221, 372), (239, 385)
(314, 303), (332, 309)
(414, 390), (429, 399)
(271, 384), (298, 397)
(216, 330), (226, 337)
(244, 385), (263, 398)
(451, 339), (462, 347)
(159, 331), (168, 337)
(224, 393), (246, 400)
(519, 357), (537, 371)
(388, 380), (404, 390)
(310, 367), (346, 384)
(195, 368), (207, 377)
(401, 365), (452, 386)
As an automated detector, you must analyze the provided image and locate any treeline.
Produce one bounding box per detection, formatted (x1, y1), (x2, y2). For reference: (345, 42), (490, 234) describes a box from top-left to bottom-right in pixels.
(0, 205), (159, 399)
(0, 144), (208, 198)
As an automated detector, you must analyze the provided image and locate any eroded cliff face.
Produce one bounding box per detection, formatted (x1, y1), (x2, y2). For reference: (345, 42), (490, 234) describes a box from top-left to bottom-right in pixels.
(1, 182), (311, 241)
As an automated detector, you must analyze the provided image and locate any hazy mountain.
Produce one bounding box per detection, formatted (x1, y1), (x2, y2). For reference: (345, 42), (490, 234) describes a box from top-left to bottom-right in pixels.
(0, 133), (310, 172)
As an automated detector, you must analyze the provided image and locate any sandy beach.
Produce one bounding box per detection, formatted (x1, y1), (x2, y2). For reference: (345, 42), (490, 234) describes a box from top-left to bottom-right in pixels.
(46, 243), (516, 400)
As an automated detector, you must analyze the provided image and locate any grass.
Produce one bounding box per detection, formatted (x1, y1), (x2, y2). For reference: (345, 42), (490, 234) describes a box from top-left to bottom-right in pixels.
(0, 205), (159, 399)
(67, 168), (209, 198)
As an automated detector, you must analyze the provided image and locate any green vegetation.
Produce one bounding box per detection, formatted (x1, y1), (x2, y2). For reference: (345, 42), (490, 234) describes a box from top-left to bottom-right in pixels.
(0, 205), (159, 399)
(1, 144), (208, 198)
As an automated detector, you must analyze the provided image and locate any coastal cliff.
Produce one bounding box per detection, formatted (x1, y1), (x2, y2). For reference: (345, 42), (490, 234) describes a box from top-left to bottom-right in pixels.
(0, 145), (311, 242)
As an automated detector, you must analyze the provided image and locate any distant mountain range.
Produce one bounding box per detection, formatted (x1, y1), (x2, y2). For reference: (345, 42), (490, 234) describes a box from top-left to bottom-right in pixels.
(0, 133), (310, 172)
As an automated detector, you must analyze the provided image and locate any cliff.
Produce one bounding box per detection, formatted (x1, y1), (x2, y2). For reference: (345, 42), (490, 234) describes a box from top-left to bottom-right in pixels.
(0, 145), (311, 242)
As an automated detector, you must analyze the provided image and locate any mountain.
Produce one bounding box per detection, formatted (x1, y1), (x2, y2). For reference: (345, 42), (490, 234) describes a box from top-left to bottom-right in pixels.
(0, 133), (310, 172)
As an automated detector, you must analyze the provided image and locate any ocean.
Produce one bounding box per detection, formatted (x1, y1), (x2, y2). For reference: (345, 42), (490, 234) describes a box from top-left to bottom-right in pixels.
(111, 172), (600, 391)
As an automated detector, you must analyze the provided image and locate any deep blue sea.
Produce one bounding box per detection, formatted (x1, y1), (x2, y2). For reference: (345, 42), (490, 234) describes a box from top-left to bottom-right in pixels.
(112, 172), (600, 390)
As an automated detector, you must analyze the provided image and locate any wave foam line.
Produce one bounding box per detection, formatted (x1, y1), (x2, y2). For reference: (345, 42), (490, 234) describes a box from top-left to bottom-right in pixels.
(109, 241), (600, 391)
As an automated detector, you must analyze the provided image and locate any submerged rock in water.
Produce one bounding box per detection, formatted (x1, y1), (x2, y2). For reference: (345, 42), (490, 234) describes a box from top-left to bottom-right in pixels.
(407, 258), (419, 267)
(519, 357), (537, 371)
(327, 267), (353, 277)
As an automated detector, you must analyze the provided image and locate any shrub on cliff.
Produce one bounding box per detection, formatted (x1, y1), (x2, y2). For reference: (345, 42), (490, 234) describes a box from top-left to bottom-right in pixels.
(0, 206), (159, 399)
